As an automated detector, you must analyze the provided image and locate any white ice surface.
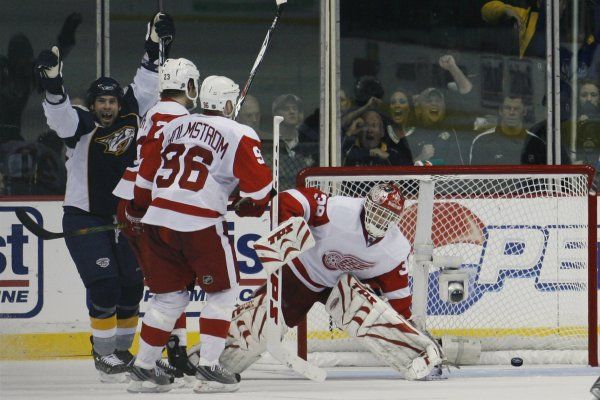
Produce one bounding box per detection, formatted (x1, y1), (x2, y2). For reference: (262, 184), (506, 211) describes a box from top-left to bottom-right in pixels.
(1, 360), (599, 400)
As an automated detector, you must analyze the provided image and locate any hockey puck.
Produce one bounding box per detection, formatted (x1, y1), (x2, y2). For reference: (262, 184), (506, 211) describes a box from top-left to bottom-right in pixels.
(510, 357), (523, 367)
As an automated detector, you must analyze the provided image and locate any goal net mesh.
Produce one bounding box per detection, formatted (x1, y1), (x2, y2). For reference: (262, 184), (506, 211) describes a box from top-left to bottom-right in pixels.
(283, 167), (596, 365)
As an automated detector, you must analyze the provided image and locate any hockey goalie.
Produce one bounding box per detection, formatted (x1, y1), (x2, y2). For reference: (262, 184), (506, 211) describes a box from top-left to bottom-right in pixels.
(217, 183), (444, 380)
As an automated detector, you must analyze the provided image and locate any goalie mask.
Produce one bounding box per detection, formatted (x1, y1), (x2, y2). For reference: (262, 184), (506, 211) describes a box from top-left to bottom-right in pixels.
(363, 183), (405, 238)
(160, 58), (200, 109)
(199, 75), (240, 117)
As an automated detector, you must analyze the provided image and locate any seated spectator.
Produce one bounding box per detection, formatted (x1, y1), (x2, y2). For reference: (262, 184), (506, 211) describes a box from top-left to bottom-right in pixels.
(578, 79), (600, 122)
(341, 75), (384, 133)
(268, 93), (318, 189)
(238, 94), (265, 137)
(340, 89), (351, 116)
(343, 110), (412, 166)
(407, 87), (472, 165)
(387, 88), (415, 140)
(470, 94), (546, 165)
(272, 93), (318, 162)
(35, 130), (66, 194)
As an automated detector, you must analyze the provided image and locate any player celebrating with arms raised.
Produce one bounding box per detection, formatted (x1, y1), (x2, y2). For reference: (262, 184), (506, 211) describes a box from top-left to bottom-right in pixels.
(34, 11), (175, 383)
(124, 75), (273, 393)
(218, 183), (444, 380)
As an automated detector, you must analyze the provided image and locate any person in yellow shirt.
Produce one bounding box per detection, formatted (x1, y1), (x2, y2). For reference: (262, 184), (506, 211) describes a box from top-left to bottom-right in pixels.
(481, 0), (567, 58)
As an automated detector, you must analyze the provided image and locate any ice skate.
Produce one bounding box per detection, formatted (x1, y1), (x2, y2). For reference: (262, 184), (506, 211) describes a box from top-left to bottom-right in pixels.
(193, 358), (240, 393)
(92, 350), (129, 383)
(127, 364), (173, 393)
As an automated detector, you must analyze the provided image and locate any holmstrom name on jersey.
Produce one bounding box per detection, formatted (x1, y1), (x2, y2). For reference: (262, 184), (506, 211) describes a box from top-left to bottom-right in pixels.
(168, 120), (229, 159)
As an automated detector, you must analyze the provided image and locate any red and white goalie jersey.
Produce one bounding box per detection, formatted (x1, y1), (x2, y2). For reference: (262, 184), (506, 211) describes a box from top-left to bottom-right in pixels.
(278, 187), (413, 318)
(139, 113), (272, 231)
(113, 100), (189, 200)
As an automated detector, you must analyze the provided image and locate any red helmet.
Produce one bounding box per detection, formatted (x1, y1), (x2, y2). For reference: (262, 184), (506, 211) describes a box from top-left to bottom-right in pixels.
(363, 183), (405, 238)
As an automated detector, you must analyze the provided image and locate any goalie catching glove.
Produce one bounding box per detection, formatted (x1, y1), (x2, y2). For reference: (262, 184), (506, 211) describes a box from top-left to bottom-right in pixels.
(253, 216), (315, 274)
(326, 274), (444, 380)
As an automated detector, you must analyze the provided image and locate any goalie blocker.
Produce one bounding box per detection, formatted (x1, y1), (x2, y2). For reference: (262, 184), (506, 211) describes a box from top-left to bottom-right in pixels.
(217, 272), (443, 380)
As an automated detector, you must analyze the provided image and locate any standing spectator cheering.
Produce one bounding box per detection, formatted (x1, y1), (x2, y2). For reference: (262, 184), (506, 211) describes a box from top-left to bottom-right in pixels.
(34, 12), (175, 382)
(126, 75), (273, 393)
(470, 94), (545, 165)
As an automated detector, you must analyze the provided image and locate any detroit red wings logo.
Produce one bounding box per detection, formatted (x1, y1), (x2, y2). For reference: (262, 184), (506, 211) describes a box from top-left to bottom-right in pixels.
(322, 251), (375, 271)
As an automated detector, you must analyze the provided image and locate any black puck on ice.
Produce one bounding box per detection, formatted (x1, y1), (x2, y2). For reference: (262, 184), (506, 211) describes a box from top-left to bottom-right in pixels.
(511, 357), (523, 367)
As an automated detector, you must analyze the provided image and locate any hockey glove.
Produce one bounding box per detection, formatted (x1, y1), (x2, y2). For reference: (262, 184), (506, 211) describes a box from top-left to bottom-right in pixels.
(233, 196), (269, 218)
(124, 200), (145, 238)
(35, 46), (64, 96)
(143, 12), (175, 71)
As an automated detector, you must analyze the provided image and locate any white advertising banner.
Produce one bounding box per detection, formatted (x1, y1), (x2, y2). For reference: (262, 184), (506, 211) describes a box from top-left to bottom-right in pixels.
(0, 201), (271, 335)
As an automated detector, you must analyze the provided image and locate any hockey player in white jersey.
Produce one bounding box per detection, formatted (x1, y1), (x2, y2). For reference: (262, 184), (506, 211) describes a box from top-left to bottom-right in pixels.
(34, 12), (175, 383)
(112, 57), (200, 388)
(125, 75), (273, 393)
(218, 183), (444, 380)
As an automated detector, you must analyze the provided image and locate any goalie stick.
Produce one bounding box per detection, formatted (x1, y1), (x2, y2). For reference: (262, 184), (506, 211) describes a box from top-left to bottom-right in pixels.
(233, 0), (287, 120)
(262, 116), (326, 382)
(15, 208), (124, 240)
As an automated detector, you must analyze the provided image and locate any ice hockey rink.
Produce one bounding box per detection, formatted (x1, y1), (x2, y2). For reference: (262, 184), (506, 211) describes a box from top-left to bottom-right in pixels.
(0, 360), (598, 400)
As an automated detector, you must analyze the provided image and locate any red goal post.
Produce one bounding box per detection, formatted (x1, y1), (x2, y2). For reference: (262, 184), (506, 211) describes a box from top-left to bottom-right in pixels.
(291, 165), (598, 366)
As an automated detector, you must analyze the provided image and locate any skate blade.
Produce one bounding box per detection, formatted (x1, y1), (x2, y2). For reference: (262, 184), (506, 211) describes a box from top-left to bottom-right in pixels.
(193, 380), (239, 393)
(171, 377), (186, 388)
(98, 371), (129, 383)
(126, 380), (172, 393)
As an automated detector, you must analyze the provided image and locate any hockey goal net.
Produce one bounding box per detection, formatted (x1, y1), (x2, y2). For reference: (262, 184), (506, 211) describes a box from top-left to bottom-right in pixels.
(288, 165), (597, 366)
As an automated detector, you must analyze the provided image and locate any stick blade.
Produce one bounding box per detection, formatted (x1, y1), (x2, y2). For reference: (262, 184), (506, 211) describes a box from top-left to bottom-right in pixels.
(15, 208), (61, 240)
(276, 0), (287, 5)
(266, 342), (327, 382)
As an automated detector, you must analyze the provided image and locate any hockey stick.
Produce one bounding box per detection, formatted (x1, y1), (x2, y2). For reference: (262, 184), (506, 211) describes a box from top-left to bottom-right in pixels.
(263, 116), (326, 382)
(15, 208), (124, 240)
(233, 0), (287, 120)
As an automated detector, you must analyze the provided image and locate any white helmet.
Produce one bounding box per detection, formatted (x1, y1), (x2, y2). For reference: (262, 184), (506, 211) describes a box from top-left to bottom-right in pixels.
(159, 58), (200, 108)
(199, 75), (240, 117)
(363, 183), (405, 238)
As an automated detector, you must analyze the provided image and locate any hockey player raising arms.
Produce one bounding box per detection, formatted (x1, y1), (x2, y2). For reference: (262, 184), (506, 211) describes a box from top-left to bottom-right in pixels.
(34, 12), (175, 382)
(124, 76), (273, 393)
(219, 183), (444, 380)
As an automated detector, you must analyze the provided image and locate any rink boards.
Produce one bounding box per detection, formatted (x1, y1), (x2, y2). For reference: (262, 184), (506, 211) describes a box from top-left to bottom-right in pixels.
(0, 198), (599, 359)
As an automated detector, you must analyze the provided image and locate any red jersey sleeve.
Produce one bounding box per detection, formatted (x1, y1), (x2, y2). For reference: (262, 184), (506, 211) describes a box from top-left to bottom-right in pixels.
(233, 135), (273, 201)
(278, 187), (330, 227)
(367, 261), (412, 319)
(134, 112), (181, 210)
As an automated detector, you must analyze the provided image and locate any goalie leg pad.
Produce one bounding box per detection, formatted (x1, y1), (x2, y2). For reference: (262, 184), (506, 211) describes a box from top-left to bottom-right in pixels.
(325, 274), (443, 380)
(216, 294), (272, 374)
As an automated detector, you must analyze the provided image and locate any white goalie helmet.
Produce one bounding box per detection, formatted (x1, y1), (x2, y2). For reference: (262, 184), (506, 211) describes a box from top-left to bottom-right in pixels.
(159, 58), (200, 108)
(363, 183), (405, 238)
(199, 75), (240, 116)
